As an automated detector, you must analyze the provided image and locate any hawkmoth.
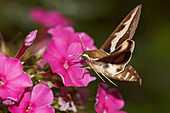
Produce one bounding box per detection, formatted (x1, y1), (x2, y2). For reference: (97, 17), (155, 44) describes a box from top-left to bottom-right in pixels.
(79, 5), (142, 86)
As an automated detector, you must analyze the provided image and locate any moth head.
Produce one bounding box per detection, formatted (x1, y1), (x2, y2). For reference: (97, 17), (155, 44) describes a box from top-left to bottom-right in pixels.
(79, 51), (88, 60)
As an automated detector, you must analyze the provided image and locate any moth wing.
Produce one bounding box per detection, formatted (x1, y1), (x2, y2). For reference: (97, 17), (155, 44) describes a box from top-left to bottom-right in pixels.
(111, 65), (142, 85)
(98, 40), (135, 66)
(87, 59), (141, 85)
(100, 5), (141, 53)
(88, 60), (141, 85)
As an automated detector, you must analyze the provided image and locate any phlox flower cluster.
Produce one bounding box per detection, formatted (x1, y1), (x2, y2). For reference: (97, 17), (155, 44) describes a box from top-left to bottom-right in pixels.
(0, 7), (126, 113)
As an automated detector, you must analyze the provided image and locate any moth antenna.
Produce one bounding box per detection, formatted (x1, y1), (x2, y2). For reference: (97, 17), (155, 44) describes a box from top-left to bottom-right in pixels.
(69, 53), (81, 57)
(78, 68), (85, 79)
(79, 34), (86, 51)
(70, 56), (80, 61)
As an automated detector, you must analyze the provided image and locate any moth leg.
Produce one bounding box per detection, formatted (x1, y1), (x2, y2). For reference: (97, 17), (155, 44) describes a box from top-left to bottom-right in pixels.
(76, 66), (91, 79)
(78, 68), (85, 79)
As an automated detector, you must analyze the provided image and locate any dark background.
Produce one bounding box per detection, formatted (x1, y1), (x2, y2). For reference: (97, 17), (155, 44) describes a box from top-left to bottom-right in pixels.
(0, 0), (170, 113)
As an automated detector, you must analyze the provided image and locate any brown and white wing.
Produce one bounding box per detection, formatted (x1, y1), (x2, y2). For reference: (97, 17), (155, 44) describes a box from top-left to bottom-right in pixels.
(111, 65), (142, 85)
(97, 40), (135, 74)
(98, 40), (134, 64)
(87, 62), (141, 85)
(100, 5), (141, 53)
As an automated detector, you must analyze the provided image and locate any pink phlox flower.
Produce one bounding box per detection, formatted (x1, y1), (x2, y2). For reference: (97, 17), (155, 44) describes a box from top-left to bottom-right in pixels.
(95, 83), (127, 113)
(58, 96), (77, 112)
(0, 51), (33, 102)
(29, 7), (72, 27)
(43, 38), (95, 87)
(9, 84), (55, 113)
(48, 25), (97, 50)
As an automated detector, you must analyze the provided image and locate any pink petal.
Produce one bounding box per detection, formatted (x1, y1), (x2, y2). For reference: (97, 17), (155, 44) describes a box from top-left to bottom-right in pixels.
(66, 42), (84, 62)
(44, 38), (68, 59)
(9, 73), (33, 88)
(4, 58), (23, 80)
(67, 66), (91, 87)
(46, 11), (71, 27)
(31, 84), (54, 108)
(48, 26), (74, 38)
(74, 32), (97, 50)
(29, 8), (47, 26)
(95, 83), (126, 113)
(106, 89), (125, 111)
(0, 73), (32, 101)
(0, 53), (6, 75)
(95, 83), (109, 113)
(29, 7), (72, 27)
(48, 26), (75, 44)
(9, 89), (31, 113)
(43, 51), (62, 73)
(32, 105), (55, 113)
(56, 67), (73, 86)
(89, 76), (96, 82)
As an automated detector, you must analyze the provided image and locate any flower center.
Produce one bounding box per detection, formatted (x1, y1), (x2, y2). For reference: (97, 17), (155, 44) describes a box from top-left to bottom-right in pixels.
(63, 60), (69, 69)
(0, 78), (4, 86)
(26, 106), (31, 112)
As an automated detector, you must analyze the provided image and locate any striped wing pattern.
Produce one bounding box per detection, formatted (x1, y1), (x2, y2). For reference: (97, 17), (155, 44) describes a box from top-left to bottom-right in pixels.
(111, 65), (142, 84)
(100, 5), (142, 53)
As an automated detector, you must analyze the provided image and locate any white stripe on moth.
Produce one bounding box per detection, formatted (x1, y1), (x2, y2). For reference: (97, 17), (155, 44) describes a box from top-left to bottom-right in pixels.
(124, 72), (130, 80)
(129, 66), (132, 69)
(110, 8), (138, 53)
(129, 75), (135, 81)
(117, 74), (122, 79)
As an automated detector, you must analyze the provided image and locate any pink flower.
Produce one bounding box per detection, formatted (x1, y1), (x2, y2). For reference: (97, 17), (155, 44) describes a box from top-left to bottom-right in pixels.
(9, 84), (55, 113)
(29, 7), (72, 27)
(95, 83), (127, 113)
(0, 51), (33, 102)
(43, 38), (95, 87)
(48, 26), (97, 50)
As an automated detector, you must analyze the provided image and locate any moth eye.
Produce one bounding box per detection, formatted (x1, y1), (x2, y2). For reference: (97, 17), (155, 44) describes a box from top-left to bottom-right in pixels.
(82, 55), (87, 60)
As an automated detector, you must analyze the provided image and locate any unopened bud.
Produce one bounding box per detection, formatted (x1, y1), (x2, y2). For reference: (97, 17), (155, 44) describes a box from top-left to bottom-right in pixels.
(15, 30), (38, 59)
(24, 30), (38, 47)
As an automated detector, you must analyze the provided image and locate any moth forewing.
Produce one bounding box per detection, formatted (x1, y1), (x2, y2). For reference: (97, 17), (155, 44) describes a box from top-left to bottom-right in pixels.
(100, 5), (142, 53)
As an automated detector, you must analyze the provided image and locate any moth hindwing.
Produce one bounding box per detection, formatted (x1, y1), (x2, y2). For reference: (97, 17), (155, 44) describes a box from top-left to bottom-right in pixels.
(80, 5), (142, 85)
